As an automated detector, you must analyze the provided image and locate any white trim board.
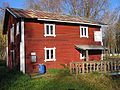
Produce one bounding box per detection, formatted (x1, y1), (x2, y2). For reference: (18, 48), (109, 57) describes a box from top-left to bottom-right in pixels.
(6, 47), (8, 66)
(20, 20), (25, 73)
(7, 8), (17, 18)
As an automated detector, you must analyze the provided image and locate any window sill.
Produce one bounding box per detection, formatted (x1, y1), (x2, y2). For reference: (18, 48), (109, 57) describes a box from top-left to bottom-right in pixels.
(44, 59), (56, 62)
(44, 35), (56, 37)
(80, 36), (88, 38)
(80, 58), (85, 59)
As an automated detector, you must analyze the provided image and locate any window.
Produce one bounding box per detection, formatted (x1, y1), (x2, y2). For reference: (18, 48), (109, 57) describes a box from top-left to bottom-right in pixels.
(44, 24), (56, 37)
(44, 47), (56, 62)
(16, 22), (19, 35)
(80, 50), (85, 59)
(11, 24), (14, 42)
(94, 31), (102, 42)
(80, 26), (88, 38)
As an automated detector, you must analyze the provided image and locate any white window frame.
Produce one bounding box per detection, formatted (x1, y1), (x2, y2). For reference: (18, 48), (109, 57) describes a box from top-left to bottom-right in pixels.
(44, 47), (56, 62)
(44, 23), (56, 37)
(80, 26), (88, 38)
(16, 22), (19, 35)
(80, 51), (85, 59)
(10, 24), (14, 42)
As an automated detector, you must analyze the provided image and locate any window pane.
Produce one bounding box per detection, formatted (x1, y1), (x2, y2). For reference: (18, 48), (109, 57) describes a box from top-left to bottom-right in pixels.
(50, 25), (53, 34)
(46, 25), (49, 34)
(46, 50), (49, 59)
(84, 28), (86, 36)
(81, 28), (84, 35)
(31, 55), (36, 62)
(51, 50), (53, 59)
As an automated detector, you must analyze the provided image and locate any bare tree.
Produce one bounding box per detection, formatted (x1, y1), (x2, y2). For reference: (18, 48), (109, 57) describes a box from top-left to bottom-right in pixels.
(115, 17), (120, 53)
(0, 2), (9, 60)
(0, 2), (9, 21)
(0, 23), (6, 60)
(26, 0), (62, 13)
(102, 7), (120, 54)
(62, 0), (109, 20)
(26, 0), (109, 20)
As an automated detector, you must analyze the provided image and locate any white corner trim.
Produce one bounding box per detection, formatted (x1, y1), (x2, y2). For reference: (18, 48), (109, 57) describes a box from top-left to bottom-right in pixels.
(38, 18), (101, 26)
(20, 20), (25, 73)
(100, 28), (103, 45)
(6, 32), (8, 66)
(6, 47), (8, 66)
(16, 22), (20, 35)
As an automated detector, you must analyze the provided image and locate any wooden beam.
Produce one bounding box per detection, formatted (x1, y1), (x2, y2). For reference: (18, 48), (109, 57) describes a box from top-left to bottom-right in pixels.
(86, 50), (89, 61)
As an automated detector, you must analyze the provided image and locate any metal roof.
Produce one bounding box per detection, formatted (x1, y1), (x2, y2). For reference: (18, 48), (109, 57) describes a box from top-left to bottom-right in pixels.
(75, 45), (107, 50)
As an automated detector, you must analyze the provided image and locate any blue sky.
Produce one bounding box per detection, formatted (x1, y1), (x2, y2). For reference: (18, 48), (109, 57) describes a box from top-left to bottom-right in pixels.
(110, 0), (120, 9)
(0, 0), (120, 10)
(0, 0), (26, 9)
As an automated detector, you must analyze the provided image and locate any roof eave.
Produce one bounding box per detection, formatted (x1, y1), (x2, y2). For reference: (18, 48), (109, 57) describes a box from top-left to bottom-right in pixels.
(6, 8), (17, 18)
(37, 18), (102, 26)
(3, 9), (9, 34)
(3, 8), (18, 34)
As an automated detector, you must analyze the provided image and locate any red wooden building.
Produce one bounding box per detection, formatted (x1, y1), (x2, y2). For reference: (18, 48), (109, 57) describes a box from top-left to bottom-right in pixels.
(3, 8), (106, 74)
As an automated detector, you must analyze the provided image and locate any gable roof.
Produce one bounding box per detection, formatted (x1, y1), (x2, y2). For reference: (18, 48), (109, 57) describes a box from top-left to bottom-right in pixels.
(3, 8), (103, 34)
(7, 8), (102, 25)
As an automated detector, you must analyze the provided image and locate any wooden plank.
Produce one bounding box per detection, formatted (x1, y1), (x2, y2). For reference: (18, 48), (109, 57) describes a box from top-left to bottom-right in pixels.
(82, 63), (84, 74)
(86, 50), (89, 61)
(104, 61), (107, 73)
(76, 63), (78, 74)
(70, 62), (72, 74)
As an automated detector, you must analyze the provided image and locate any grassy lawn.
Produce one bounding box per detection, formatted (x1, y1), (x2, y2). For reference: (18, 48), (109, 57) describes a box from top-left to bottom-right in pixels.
(0, 60), (120, 90)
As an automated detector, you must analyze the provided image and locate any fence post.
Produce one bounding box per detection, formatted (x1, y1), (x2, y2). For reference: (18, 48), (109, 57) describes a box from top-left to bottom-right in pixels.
(76, 63), (78, 74)
(70, 62), (72, 74)
(104, 61), (106, 73)
(82, 63), (84, 74)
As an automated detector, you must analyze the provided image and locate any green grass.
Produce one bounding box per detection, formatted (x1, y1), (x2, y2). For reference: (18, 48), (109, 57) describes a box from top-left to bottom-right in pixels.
(0, 60), (120, 90)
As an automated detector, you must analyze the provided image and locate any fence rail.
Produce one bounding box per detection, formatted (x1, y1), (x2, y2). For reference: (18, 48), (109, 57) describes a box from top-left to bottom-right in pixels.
(70, 60), (120, 74)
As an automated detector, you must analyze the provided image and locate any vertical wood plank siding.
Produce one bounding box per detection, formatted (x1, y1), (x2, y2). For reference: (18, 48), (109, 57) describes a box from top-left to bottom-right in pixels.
(24, 22), (101, 73)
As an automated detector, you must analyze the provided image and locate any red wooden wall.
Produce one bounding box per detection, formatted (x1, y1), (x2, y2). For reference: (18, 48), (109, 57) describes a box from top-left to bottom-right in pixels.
(24, 22), (101, 73)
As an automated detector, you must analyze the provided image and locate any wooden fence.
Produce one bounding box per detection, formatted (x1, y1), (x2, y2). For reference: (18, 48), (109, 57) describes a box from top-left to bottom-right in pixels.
(70, 60), (120, 74)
